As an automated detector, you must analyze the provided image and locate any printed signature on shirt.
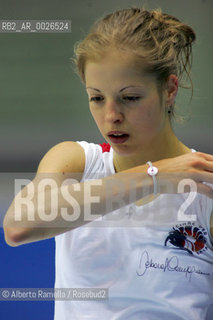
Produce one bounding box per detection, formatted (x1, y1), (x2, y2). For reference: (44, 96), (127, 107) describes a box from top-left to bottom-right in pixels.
(136, 250), (210, 282)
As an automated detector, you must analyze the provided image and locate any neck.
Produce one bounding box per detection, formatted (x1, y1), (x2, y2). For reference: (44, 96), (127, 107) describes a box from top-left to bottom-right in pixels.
(113, 126), (191, 173)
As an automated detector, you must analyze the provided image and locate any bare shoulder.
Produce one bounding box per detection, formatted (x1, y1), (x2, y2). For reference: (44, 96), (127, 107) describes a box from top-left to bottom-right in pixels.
(20, 141), (86, 199)
(37, 141), (85, 176)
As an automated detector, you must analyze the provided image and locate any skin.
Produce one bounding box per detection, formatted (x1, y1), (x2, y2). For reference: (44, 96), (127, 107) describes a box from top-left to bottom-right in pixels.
(85, 51), (193, 173)
(3, 51), (213, 245)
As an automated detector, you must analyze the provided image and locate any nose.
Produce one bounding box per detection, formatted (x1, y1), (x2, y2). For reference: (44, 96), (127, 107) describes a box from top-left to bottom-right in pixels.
(105, 99), (124, 123)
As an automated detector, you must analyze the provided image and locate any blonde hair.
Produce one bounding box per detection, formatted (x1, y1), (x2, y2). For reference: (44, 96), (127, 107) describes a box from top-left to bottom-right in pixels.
(72, 7), (196, 123)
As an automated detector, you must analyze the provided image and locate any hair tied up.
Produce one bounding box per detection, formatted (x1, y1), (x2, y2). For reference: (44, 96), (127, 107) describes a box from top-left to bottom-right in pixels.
(72, 7), (196, 124)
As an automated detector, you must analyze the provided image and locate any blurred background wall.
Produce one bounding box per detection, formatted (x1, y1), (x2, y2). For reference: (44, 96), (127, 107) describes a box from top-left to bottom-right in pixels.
(0, 0), (212, 319)
(0, 0), (212, 173)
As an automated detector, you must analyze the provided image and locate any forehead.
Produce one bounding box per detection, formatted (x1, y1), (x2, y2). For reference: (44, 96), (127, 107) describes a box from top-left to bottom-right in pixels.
(84, 51), (154, 87)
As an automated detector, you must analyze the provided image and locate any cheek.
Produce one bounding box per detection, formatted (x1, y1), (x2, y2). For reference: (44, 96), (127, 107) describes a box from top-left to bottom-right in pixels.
(130, 101), (163, 132)
(90, 107), (104, 128)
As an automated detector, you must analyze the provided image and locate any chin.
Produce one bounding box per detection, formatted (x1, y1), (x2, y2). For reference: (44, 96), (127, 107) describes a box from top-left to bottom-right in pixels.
(112, 145), (137, 156)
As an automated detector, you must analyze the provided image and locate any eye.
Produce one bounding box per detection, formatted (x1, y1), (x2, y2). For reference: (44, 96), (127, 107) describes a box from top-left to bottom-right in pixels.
(122, 96), (141, 102)
(89, 96), (104, 102)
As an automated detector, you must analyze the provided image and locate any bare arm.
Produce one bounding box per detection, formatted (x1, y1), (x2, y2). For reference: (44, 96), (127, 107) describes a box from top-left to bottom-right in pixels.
(3, 162), (153, 246)
(3, 145), (213, 246)
(3, 141), (86, 246)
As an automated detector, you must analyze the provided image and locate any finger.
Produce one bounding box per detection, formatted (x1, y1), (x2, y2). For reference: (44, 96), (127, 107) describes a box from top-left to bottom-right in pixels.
(204, 160), (213, 172)
(192, 171), (213, 185)
(197, 182), (213, 199)
(194, 152), (213, 161)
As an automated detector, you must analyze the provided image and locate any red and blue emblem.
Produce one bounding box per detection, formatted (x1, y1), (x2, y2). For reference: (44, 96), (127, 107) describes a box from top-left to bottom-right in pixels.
(165, 222), (208, 255)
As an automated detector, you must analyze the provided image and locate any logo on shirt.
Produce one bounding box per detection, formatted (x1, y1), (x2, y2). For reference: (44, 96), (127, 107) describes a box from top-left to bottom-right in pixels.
(164, 222), (208, 255)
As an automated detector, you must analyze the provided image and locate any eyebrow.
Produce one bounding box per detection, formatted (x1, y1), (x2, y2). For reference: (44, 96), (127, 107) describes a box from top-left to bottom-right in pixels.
(86, 85), (143, 92)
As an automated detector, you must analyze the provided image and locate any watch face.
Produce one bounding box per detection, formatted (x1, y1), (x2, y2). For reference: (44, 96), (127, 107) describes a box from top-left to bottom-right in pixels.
(147, 166), (158, 176)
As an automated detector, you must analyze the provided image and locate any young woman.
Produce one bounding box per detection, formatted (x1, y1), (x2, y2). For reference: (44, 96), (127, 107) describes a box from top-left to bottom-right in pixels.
(3, 7), (213, 320)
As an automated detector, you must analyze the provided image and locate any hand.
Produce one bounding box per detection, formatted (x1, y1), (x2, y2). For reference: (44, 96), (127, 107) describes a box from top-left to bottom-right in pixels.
(153, 152), (213, 198)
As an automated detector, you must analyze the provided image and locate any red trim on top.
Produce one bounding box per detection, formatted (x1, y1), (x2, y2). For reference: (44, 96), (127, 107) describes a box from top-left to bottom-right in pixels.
(99, 143), (111, 153)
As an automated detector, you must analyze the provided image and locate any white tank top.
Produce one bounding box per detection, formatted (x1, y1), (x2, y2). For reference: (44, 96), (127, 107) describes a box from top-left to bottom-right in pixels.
(54, 141), (213, 320)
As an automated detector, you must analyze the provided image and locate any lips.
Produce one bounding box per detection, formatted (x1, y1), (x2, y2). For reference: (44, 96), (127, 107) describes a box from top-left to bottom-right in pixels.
(107, 131), (129, 144)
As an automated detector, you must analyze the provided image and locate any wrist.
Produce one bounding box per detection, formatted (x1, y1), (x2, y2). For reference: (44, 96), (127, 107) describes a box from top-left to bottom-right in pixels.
(146, 161), (158, 195)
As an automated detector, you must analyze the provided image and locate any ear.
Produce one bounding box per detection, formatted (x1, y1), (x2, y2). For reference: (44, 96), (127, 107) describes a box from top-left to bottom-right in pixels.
(165, 74), (178, 108)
